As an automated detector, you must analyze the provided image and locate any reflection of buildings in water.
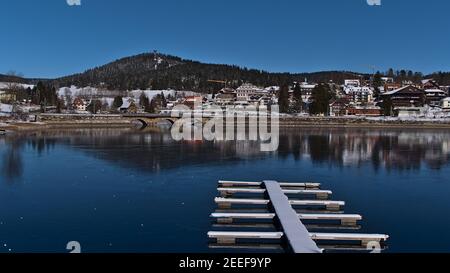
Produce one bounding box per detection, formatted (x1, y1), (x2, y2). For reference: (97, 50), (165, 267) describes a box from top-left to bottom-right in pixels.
(2, 128), (450, 183)
(233, 140), (268, 159)
(281, 129), (450, 171)
(443, 141), (450, 154)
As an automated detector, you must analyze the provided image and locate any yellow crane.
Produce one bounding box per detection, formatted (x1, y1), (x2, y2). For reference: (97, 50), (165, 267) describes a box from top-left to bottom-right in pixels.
(207, 80), (228, 88)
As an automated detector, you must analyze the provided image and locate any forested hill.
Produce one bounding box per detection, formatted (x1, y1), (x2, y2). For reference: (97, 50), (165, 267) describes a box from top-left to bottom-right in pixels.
(50, 53), (369, 92)
(4, 52), (450, 91)
(0, 73), (28, 83)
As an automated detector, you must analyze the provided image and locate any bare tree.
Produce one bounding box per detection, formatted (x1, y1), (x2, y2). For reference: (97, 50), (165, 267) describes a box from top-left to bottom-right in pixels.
(4, 71), (25, 100)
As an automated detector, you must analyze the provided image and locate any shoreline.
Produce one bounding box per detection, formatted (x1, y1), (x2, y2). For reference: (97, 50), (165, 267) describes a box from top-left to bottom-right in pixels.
(3, 116), (450, 131)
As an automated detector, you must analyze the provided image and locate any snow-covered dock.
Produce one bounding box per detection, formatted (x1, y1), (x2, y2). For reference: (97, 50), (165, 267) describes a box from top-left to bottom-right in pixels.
(208, 180), (389, 253)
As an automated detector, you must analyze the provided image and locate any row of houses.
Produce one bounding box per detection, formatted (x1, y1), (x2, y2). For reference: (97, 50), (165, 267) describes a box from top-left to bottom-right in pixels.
(214, 83), (277, 106)
(330, 83), (450, 117)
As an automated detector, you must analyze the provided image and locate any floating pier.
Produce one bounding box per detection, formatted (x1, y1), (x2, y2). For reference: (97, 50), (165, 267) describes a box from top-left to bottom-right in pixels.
(208, 180), (389, 253)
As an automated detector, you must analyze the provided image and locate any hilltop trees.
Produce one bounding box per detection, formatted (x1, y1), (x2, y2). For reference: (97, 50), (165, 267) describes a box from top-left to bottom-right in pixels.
(49, 52), (379, 92)
(309, 84), (332, 116)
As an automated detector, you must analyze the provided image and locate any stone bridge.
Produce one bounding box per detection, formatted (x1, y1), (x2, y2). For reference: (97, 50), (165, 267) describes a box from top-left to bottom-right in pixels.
(122, 114), (179, 127)
(35, 113), (211, 128)
(122, 113), (210, 128)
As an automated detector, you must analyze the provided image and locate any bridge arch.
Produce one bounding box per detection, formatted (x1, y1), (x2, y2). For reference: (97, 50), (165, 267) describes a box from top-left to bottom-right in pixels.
(132, 117), (177, 129)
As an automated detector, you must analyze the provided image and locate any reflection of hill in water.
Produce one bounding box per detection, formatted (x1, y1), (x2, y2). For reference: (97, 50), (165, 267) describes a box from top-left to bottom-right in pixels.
(71, 132), (266, 172)
(2, 128), (450, 181)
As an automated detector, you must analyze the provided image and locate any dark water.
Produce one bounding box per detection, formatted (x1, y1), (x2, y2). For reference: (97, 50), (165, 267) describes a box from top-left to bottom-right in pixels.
(1, 127), (450, 253)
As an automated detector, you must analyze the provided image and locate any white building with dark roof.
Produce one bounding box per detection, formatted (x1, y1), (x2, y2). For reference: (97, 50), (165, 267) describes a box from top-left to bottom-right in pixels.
(236, 83), (262, 101)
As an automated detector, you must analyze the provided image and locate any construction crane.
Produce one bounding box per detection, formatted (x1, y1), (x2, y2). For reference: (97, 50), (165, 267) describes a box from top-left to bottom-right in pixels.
(207, 80), (228, 88)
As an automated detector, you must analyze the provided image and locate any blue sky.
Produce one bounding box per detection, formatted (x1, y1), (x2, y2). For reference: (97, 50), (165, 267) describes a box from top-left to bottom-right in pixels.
(1, 0), (449, 78)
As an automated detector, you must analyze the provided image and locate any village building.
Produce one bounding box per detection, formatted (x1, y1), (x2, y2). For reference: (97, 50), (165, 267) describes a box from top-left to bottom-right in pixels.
(183, 96), (204, 109)
(342, 79), (374, 104)
(425, 89), (447, 106)
(344, 86), (374, 104)
(396, 107), (424, 118)
(214, 88), (236, 105)
(441, 97), (450, 110)
(263, 86), (280, 95)
(381, 77), (394, 83)
(381, 85), (425, 108)
(236, 83), (262, 102)
(119, 99), (138, 113)
(299, 80), (318, 102)
(215, 93), (236, 105)
(347, 105), (383, 116)
(329, 98), (350, 117)
(422, 79), (441, 90)
(383, 82), (402, 93)
(344, 79), (361, 87)
(440, 86), (450, 95)
(73, 97), (87, 111)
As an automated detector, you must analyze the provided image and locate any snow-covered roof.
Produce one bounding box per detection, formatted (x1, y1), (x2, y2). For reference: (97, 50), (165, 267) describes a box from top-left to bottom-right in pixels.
(300, 84), (317, 89)
(382, 85), (412, 95)
(421, 79), (434, 84)
(236, 83), (262, 92)
(120, 99), (135, 109)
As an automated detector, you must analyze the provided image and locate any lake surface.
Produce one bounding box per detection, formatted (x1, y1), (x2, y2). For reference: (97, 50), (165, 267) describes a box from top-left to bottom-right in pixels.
(1, 127), (450, 253)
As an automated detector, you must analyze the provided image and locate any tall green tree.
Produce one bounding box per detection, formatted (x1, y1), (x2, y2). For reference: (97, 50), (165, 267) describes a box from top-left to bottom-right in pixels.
(278, 85), (290, 113)
(112, 96), (123, 109)
(291, 83), (303, 113)
(87, 100), (102, 114)
(148, 98), (156, 113)
(373, 71), (383, 98)
(309, 84), (332, 116)
(139, 93), (152, 113)
(160, 92), (167, 108)
(382, 97), (393, 116)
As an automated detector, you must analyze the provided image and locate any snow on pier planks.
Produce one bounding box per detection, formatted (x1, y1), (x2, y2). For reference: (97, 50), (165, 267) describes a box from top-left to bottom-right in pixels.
(208, 180), (389, 253)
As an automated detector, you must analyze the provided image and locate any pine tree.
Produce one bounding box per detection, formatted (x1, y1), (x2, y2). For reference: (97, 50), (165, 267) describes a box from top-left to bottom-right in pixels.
(382, 97), (393, 116)
(309, 84), (331, 116)
(112, 96), (123, 109)
(278, 85), (290, 113)
(87, 100), (102, 114)
(160, 92), (167, 108)
(148, 98), (156, 113)
(139, 93), (151, 113)
(373, 71), (383, 98)
(291, 83), (303, 113)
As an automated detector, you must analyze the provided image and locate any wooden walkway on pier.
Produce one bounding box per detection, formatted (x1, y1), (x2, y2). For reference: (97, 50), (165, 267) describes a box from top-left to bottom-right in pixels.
(208, 180), (389, 253)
